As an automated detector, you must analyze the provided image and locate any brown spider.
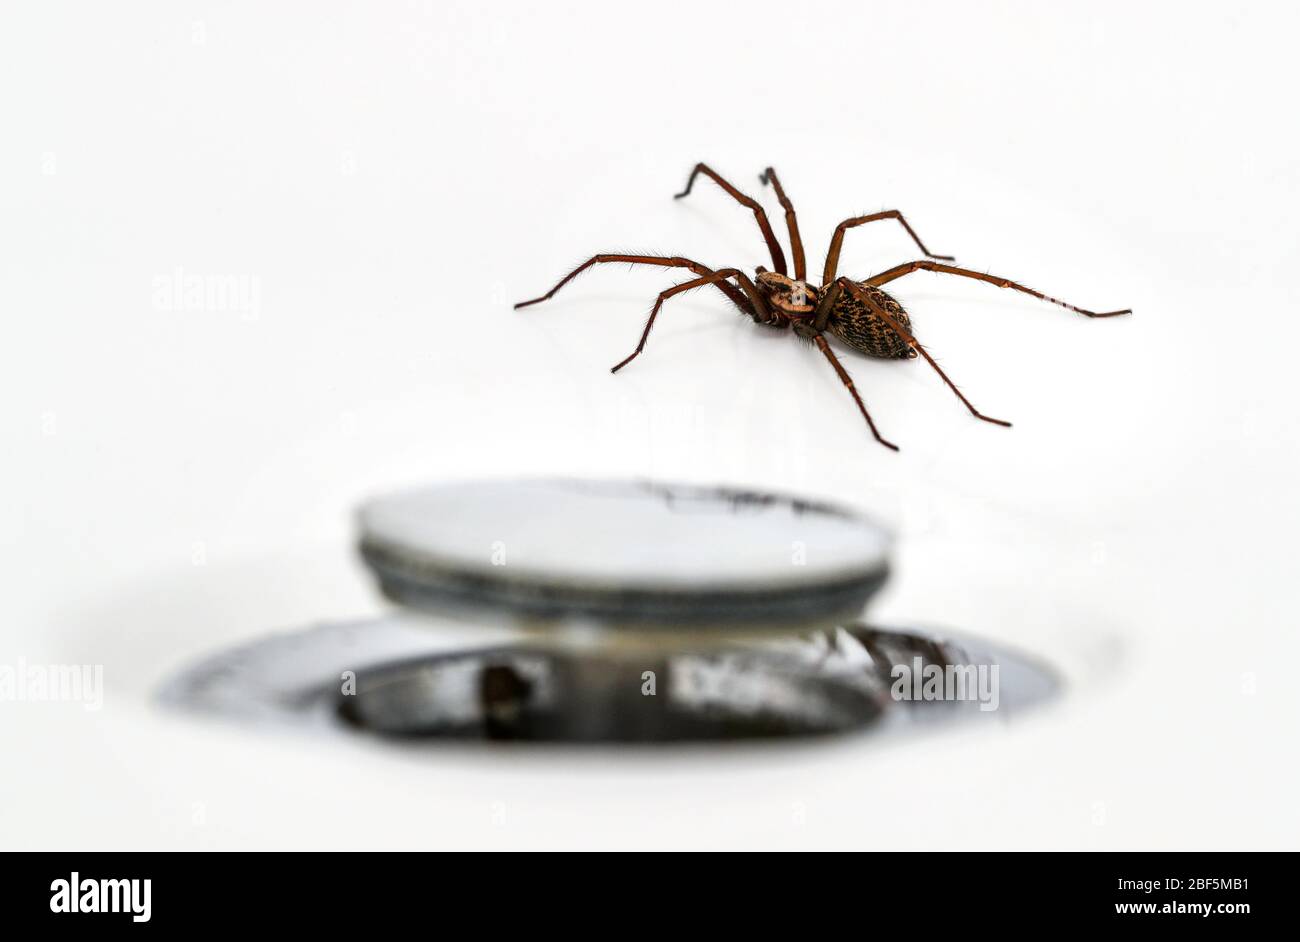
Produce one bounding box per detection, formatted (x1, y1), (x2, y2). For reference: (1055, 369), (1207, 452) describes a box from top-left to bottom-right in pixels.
(515, 163), (1131, 450)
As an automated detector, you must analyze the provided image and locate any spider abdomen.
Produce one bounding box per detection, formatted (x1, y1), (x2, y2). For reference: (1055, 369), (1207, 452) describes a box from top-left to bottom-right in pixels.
(826, 283), (917, 359)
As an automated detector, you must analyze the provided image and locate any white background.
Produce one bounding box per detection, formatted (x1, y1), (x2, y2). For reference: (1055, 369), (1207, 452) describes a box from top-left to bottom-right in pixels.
(2, 0), (1297, 849)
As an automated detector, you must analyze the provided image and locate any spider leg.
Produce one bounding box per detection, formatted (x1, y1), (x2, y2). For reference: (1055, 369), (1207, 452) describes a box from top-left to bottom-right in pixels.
(837, 278), (1012, 428)
(759, 167), (806, 281)
(822, 212), (954, 286)
(514, 254), (751, 314)
(674, 163), (788, 276)
(807, 330), (899, 451)
(611, 268), (768, 373)
(865, 261), (1133, 318)
(812, 279), (843, 332)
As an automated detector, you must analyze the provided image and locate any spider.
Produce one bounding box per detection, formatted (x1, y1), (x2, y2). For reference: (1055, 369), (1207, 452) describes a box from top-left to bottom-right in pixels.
(515, 163), (1131, 450)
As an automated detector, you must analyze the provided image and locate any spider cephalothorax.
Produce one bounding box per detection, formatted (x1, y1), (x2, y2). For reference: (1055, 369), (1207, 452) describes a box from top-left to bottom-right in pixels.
(754, 270), (818, 320)
(516, 163), (1131, 450)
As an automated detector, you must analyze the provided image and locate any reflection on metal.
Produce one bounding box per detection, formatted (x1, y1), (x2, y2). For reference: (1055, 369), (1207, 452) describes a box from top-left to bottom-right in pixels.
(161, 619), (1056, 743)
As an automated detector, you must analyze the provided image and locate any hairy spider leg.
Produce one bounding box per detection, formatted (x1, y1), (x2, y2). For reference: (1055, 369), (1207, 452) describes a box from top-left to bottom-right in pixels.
(822, 211), (955, 286)
(514, 254), (753, 315)
(611, 268), (769, 374)
(809, 331), (898, 451)
(759, 167), (806, 281)
(674, 163), (788, 276)
(865, 261), (1132, 318)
